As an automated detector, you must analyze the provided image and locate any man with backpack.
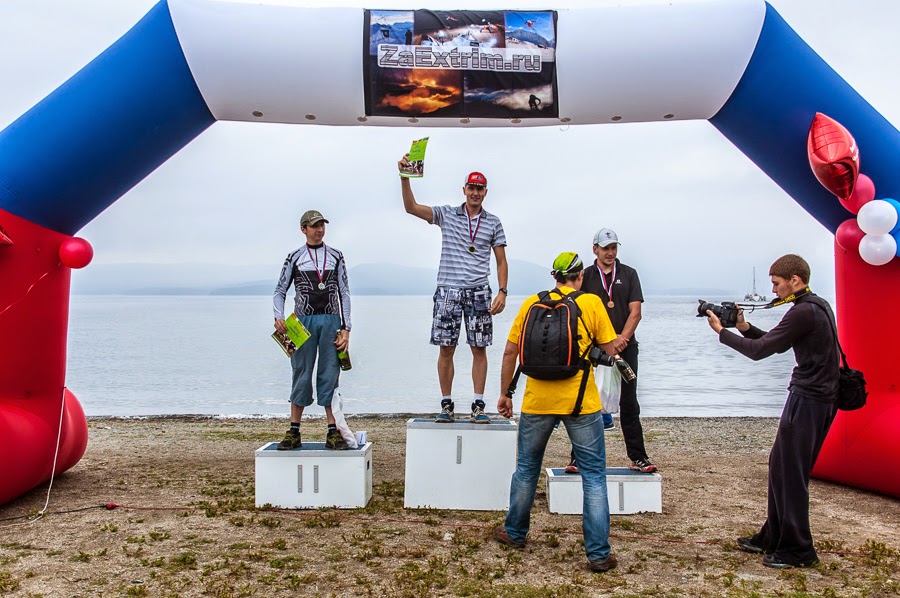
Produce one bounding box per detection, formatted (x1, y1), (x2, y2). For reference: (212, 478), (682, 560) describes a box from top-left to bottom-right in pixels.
(493, 252), (625, 572)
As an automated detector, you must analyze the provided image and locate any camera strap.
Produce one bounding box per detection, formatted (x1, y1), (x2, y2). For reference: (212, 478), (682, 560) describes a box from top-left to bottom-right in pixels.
(738, 286), (812, 312)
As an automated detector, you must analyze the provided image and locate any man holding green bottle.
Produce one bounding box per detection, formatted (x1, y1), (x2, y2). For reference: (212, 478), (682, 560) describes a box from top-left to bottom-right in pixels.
(273, 209), (352, 450)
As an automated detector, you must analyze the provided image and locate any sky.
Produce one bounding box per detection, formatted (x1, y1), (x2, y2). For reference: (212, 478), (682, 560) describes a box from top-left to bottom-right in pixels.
(2, 0), (899, 295)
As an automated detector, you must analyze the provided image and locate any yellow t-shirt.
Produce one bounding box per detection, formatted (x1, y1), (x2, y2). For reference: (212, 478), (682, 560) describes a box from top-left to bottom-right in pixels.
(507, 286), (617, 415)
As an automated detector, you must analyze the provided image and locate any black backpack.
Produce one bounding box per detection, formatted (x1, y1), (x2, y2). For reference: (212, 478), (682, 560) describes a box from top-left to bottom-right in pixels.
(506, 289), (594, 416)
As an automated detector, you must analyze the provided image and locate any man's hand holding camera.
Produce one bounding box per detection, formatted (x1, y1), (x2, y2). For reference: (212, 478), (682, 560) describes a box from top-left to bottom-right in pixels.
(706, 308), (749, 334)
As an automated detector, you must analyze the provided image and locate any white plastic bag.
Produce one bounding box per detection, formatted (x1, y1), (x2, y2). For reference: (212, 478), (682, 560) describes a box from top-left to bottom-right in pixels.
(331, 388), (359, 449)
(599, 365), (622, 415)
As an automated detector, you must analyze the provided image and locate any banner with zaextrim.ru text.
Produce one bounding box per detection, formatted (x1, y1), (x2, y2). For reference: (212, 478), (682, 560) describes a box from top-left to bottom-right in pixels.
(364, 9), (558, 119)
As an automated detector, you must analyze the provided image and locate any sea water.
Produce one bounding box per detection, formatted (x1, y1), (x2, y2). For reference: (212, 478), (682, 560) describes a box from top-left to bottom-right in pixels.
(66, 295), (804, 417)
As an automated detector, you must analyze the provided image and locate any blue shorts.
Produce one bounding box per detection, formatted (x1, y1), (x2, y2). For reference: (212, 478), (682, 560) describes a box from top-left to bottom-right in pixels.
(431, 285), (493, 347)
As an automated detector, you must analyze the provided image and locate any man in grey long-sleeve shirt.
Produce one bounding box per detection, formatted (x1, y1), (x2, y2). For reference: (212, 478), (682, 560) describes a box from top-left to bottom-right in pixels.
(273, 209), (352, 451)
(706, 254), (838, 569)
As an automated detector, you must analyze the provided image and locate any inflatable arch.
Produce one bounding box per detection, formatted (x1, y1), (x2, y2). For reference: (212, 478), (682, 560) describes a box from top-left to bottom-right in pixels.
(1, 0), (898, 505)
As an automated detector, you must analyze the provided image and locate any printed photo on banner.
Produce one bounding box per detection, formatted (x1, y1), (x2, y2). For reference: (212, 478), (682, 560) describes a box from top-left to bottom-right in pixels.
(364, 9), (558, 119)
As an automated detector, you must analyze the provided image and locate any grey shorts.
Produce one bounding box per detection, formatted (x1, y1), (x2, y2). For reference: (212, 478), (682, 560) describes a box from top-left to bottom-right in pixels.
(431, 285), (493, 347)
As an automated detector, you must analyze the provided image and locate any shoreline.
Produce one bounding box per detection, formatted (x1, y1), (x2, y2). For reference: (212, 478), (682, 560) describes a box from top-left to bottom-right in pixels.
(1, 416), (897, 596)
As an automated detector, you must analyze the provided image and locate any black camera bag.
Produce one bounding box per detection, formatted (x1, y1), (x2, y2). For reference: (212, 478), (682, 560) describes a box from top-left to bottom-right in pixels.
(506, 289), (594, 417)
(808, 299), (868, 411)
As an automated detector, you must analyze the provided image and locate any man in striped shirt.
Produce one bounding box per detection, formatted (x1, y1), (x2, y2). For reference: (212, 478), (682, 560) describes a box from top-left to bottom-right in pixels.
(398, 155), (509, 424)
(273, 210), (352, 450)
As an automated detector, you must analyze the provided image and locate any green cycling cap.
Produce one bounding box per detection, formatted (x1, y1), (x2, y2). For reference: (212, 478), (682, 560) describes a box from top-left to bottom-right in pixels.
(552, 252), (583, 276)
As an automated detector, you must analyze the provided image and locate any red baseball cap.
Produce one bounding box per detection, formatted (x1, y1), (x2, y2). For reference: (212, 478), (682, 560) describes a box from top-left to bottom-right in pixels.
(465, 172), (487, 186)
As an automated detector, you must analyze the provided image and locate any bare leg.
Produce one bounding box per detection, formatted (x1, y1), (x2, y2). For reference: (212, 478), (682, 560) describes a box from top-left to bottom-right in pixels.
(323, 406), (337, 425)
(471, 346), (487, 395)
(290, 403), (305, 423)
(438, 345), (456, 397)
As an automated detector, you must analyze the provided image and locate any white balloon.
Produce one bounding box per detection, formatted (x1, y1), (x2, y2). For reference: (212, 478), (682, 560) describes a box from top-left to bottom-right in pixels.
(857, 199), (899, 235)
(859, 234), (897, 266)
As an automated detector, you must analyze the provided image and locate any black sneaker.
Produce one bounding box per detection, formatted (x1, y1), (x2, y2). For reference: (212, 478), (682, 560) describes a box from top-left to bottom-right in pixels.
(471, 400), (490, 424)
(603, 420), (616, 431)
(762, 554), (818, 569)
(277, 429), (301, 451)
(629, 458), (657, 473)
(325, 428), (350, 450)
(435, 399), (454, 423)
(737, 537), (765, 554)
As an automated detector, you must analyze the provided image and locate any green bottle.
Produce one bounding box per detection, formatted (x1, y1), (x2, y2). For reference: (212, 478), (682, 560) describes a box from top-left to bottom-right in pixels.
(336, 330), (352, 371)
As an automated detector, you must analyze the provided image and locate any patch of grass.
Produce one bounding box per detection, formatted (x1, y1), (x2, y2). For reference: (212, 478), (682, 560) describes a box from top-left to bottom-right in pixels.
(167, 552), (198, 571)
(69, 550), (92, 563)
(393, 557), (451, 594)
(268, 555), (303, 570)
(304, 512), (341, 528)
(148, 531), (170, 542)
(0, 571), (20, 593)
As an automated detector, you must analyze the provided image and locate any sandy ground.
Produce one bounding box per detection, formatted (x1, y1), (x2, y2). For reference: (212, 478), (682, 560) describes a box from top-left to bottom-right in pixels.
(0, 416), (897, 597)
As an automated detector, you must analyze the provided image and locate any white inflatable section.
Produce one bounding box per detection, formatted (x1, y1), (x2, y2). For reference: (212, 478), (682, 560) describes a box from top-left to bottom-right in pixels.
(168, 0), (765, 127)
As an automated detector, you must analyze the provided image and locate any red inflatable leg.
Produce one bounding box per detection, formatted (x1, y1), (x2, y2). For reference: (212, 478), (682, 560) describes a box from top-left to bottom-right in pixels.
(0, 209), (88, 505)
(812, 242), (900, 497)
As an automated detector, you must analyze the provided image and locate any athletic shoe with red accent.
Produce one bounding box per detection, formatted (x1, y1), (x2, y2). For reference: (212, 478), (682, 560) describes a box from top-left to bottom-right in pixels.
(629, 458), (657, 473)
(564, 457), (579, 474)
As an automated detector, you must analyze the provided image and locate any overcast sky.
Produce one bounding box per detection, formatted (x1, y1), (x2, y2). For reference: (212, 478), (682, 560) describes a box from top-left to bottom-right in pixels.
(2, 0), (899, 294)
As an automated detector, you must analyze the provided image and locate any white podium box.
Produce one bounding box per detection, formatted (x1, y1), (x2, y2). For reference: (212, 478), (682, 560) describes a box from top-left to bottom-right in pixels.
(255, 442), (372, 509)
(404, 418), (517, 511)
(546, 467), (662, 515)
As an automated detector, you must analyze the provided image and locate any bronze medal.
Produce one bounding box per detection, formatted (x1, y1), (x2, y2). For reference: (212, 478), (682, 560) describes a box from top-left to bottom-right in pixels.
(608, 300), (615, 308)
(465, 203), (482, 257)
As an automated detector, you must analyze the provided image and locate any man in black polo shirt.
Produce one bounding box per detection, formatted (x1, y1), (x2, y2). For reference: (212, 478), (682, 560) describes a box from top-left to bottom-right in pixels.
(577, 228), (656, 474)
(706, 254), (839, 569)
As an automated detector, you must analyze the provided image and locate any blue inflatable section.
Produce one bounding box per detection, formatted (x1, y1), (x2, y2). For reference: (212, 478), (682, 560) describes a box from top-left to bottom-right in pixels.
(711, 2), (900, 234)
(0, 0), (213, 235)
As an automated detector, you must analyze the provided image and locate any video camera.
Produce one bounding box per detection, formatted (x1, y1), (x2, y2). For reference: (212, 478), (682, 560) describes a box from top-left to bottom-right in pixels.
(588, 347), (636, 383)
(697, 300), (740, 328)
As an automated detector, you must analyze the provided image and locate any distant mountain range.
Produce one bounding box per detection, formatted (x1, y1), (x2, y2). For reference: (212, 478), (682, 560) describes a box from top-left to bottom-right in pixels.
(71, 260), (733, 296)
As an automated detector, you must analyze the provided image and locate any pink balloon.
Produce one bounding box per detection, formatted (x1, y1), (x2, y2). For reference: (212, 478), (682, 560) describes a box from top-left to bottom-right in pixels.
(835, 219), (865, 254)
(58, 237), (94, 269)
(840, 174), (875, 214)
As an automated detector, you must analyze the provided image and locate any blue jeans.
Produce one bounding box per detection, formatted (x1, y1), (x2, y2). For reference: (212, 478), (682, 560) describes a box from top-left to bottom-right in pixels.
(289, 314), (341, 407)
(505, 411), (611, 561)
(602, 413), (613, 427)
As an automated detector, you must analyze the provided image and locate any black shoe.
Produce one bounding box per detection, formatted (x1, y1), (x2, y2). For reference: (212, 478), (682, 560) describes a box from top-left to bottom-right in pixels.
(762, 554), (818, 569)
(589, 554), (618, 572)
(737, 537), (765, 554)
(492, 526), (525, 549)
(325, 428), (350, 450)
(277, 429), (301, 450)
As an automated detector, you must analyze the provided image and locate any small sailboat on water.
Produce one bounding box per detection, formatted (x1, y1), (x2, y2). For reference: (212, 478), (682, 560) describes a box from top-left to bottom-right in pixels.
(743, 267), (768, 302)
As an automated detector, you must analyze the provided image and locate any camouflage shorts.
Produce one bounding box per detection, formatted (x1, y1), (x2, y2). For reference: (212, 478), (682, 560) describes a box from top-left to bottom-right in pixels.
(431, 285), (493, 347)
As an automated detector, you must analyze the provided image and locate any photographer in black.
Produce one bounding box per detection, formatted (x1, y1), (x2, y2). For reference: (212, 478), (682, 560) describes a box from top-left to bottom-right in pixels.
(705, 254), (839, 569)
